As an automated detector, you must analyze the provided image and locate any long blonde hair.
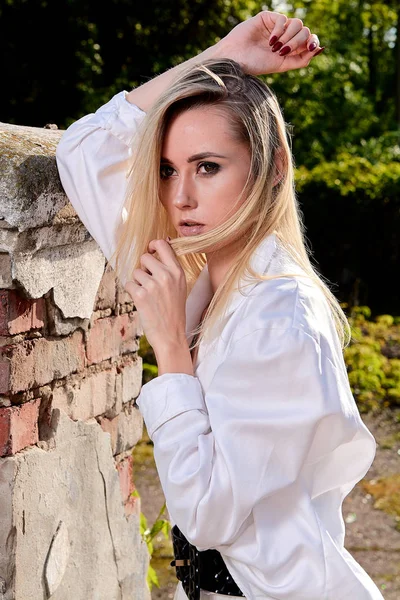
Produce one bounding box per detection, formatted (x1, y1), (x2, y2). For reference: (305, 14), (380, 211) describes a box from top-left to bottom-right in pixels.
(110, 58), (350, 351)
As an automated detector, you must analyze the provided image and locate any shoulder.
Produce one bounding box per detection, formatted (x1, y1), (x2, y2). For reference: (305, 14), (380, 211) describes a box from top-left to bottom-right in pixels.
(233, 268), (339, 353)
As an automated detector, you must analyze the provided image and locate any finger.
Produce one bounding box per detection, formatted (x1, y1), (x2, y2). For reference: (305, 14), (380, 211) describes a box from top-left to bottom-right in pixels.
(312, 46), (326, 57)
(275, 27), (312, 56)
(270, 17), (303, 51)
(307, 34), (320, 53)
(148, 238), (179, 268)
(266, 12), (289, 47)
(140, 251), (168, 276)
(148, 236), (172, 253)
(289, 33), (320, 56)
(132, 267), (153, 286)
(278, 46), (326, 72)
(125, 279), (147, 302)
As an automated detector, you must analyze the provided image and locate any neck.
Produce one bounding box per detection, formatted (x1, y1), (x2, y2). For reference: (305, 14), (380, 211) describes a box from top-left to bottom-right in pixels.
(205, 238), (244, 294)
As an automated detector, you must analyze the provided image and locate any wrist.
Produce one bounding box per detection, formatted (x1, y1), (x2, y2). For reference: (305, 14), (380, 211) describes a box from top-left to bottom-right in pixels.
(186, 40), (228, 68)
(202, 40), (230, 61)
(199, 40), (249, 73)
(155, 339), (194, 377)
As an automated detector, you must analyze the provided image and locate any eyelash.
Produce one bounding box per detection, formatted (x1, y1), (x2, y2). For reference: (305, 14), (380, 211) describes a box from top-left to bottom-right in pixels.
(159, 161), (220, 179)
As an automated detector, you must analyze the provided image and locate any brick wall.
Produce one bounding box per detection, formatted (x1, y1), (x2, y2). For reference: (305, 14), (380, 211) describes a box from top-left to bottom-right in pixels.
(0, 122), (150, 599)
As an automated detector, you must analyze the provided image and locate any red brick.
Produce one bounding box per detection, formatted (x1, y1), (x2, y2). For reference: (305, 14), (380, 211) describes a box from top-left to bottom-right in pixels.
(0, 358), (10, 394)
(52, 368), (116, 421)
(0, 290), (45, 336)
(123, 493), (139, 517)
(0, 330), (85, 394)
(116, 455), (134, 504)
(87, 313), (140, 365)
(0, 409), (10, 455)
(0, 398), (40, 457)
(118, 358), (142, 404)
(0, 291), (8, 335)
(116, 454), (140, 516)
(99, 414), (118, 450)
(98, 405), (142, 455)
(32, 297), (46, 329)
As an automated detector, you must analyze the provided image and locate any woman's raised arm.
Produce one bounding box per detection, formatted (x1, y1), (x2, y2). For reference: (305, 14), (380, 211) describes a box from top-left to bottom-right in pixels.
(56, 10), (321, 269)
(126, 10), (322, 112)
(56, 91), (146, 266)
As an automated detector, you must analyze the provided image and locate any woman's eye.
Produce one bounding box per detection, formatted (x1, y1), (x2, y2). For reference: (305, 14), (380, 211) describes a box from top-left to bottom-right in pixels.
(159, 162), (220, 179)
(199, 161), (219, 175)
(160, 165), (174, 179)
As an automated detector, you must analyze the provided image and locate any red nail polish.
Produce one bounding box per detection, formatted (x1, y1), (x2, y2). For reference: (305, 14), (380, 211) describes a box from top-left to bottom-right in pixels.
(269, 35), (278, 47)
(279, 46), (291, 57)
(272, 41), (283, 53)
(309, 42), (317, 52)
(313, 46), (326, 56)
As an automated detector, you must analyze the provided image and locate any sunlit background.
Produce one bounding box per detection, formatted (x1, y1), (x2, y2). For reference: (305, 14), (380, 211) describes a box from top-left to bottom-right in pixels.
(2, 2), (399, 597)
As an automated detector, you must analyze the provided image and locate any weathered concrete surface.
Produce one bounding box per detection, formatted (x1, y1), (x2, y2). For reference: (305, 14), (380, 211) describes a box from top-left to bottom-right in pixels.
(0, 121), (149, 600)
(12, 240), (105, 319)
(0, 409), (150, 600)
(0, 123), (64, 232)
(0, 122), (106, 323)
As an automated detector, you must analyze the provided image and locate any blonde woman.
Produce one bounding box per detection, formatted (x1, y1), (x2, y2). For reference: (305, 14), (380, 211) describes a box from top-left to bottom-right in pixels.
(56, 10), (384, 600)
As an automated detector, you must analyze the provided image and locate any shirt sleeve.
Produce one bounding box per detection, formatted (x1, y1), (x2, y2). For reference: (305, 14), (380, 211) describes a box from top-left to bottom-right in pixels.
(136, 324), (377, 596)
(55, 91), (146, 267)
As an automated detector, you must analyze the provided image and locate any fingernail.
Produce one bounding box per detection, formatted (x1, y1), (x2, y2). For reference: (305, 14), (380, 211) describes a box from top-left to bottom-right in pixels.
(272, 41), (283, 53)
(313, 46), (326, 56)
(279, 46), (291, 57)
(269, 35), (278, 47)
(309, 42), (317, 52)
(166, 236), (171, 242)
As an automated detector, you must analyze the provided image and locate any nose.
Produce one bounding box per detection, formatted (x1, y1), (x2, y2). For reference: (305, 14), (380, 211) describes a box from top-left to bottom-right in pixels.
(172, 171), (197, 209)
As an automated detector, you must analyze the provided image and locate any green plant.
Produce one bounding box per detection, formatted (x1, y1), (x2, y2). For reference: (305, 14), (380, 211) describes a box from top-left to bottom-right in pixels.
(344, 306), (400, 413)
(138, 335), (159, 384)
(131, 490), (171, 591)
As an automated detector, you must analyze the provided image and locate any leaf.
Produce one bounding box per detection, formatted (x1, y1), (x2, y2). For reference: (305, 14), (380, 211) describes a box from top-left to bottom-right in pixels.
(147, 564), (160, 590)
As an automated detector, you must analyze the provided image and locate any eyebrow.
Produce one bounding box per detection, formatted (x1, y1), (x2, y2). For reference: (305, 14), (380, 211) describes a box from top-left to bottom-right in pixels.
(160, 151), (228, 164)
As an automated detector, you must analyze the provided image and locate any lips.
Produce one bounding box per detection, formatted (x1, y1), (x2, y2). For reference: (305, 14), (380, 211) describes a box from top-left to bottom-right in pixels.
(179, 220), (204, 226)
(178, 223), (205, 236)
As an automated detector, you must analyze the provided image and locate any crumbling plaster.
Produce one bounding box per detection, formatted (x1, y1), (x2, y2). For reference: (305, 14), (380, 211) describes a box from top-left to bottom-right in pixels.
(0, 410), (150, 600)
(0, 121), (106, 321)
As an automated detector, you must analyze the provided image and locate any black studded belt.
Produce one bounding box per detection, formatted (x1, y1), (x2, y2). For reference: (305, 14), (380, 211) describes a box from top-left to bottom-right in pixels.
(170, 524), (245, 599)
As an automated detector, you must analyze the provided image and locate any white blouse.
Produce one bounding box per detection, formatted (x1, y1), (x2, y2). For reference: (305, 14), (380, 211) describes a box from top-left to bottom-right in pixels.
(56, 90), (385, 600)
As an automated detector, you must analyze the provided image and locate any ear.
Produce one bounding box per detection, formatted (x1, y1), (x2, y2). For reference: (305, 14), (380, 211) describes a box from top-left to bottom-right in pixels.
(272, 147), (285, 187)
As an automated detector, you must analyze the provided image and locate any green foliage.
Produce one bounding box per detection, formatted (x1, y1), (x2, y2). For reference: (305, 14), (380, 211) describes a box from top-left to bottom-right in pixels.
(2, 0), (398, 313)
(344, 307), (400, 413)
(143, 363), (158, 383)
(3, 0), (398, 161)
(296, 153), (400, 200)
(294, 149), (400, 314)
(266, 0), (398, 166)
(138, 335), (159, 383)
(132, 489), (171, 591)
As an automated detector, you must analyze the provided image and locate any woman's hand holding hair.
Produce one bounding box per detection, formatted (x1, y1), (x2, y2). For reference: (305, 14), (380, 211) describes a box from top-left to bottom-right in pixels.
(215, 10), (324, 76)
(125, 239), (194, 377)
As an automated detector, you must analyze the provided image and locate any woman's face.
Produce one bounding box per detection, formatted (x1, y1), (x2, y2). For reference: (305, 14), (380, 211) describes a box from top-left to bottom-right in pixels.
(159, 106), (252, 243)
